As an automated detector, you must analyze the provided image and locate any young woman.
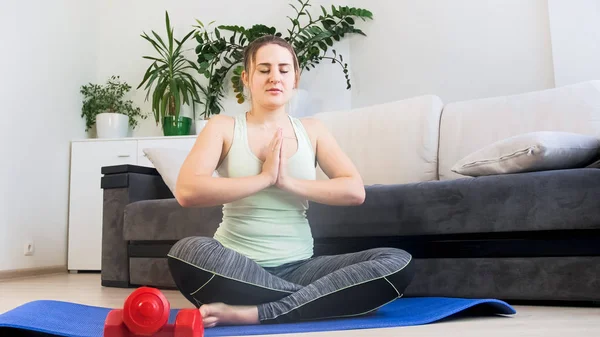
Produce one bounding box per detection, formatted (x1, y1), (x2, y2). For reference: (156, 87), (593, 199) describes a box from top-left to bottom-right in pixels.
(168, 35), (414, 328)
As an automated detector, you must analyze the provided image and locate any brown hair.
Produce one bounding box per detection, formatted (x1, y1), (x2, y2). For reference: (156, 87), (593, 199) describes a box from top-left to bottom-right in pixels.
(243, 35), (300, 88)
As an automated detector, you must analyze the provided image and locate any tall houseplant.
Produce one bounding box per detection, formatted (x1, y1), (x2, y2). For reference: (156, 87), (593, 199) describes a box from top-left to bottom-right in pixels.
(192, 0), (373, 118)
(80, 75), (147, 138)
(138, 11), (204, 136)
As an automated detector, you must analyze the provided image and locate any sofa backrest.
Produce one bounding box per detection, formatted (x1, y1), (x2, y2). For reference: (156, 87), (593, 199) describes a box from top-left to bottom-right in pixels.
(438, 80), (600, 180)
(312, 95), (444, 185)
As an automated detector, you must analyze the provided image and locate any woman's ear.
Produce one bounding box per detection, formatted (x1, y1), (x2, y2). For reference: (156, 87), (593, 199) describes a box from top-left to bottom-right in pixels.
(241, 70), (249, 88)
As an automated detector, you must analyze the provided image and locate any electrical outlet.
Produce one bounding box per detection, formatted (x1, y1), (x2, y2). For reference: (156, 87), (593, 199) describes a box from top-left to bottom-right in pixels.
(24, 241), (34, 256)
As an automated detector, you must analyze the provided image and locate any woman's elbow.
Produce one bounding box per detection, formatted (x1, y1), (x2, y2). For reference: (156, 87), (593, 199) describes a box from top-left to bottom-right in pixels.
(353, 189), (366, 205)
(348, 182), (366, 206)
(174, 182), (195, 208)
(174, 188), (190, 208)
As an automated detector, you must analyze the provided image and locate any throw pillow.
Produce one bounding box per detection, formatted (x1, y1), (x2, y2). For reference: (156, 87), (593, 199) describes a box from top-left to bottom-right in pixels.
(451, 131), (600, 176)
(142, 147), (190, 194)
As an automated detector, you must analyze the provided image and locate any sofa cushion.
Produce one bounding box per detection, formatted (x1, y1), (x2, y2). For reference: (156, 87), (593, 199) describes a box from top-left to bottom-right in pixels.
(451, 131), (600, 176)
(439, 80), (600, 180)
(123, 199), (222, 241)
(313, 95), (444, 185)
(307, 168), (600, 238)
(124, 169), (600, 241)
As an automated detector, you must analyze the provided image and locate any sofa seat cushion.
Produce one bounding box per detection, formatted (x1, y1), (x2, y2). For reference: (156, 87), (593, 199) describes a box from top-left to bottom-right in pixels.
(124, 169), (600, 242)
(123, 199), (222, 241)
(307, 168), (600, 238)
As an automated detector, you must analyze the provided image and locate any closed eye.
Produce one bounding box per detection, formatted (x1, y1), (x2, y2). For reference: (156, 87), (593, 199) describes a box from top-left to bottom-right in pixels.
(259, 70), (289, 74)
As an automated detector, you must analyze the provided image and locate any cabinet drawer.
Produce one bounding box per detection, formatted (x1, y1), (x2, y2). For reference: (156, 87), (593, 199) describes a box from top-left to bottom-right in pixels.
(137, 137), (196, 167)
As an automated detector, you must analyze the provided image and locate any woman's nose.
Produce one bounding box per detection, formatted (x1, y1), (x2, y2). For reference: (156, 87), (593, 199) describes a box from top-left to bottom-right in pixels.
(269, 73), (282, 83)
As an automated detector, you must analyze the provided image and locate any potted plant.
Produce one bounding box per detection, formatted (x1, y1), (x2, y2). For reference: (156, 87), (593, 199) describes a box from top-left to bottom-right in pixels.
(192, 0), (373, 118)
(138, 11), (204, 136)
(80, 76), (147, 138)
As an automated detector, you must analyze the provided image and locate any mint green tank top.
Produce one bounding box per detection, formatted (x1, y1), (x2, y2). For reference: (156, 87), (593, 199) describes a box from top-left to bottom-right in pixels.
(213, 113), (316, 267)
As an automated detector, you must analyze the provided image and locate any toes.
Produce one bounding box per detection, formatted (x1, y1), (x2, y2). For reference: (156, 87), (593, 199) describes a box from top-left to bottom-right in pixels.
(203, 316), (218, 327)
(199, 305), (210, 317)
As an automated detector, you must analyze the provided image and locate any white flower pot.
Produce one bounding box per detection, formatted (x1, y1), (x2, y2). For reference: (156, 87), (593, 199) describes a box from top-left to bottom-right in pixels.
(195, 119), (209, 135)
(96, 112), (129, 139)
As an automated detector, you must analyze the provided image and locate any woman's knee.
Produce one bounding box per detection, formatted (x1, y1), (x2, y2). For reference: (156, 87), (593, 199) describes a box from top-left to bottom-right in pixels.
(371, 247), (412, 262)
(168, 236), (220, 262)
(368, 247), (414, 275)
(376, 248), (415, 292)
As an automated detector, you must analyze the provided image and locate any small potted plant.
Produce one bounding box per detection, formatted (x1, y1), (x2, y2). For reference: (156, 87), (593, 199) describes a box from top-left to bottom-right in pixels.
(80, 76), (147, 138)
(138, 11), (204, 136)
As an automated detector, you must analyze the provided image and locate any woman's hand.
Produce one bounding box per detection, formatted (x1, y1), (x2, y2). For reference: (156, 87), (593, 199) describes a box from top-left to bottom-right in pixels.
(273, 118), (365, 206)
(261, 128), (283, 185)
(275, 137), (292, 190)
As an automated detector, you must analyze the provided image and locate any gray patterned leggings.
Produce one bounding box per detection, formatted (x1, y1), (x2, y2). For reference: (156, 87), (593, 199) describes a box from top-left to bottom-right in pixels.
(167, 237), (415, 324)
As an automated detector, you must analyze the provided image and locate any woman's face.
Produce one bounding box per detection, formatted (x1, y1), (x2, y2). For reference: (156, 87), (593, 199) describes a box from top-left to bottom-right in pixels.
(243, 43), (298, 110)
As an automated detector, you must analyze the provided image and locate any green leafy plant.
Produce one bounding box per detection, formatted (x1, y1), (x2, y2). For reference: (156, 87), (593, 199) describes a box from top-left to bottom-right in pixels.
(138, 11), (204, 126)
(80, 75), (147, 132)
(193, 0), (373, 119)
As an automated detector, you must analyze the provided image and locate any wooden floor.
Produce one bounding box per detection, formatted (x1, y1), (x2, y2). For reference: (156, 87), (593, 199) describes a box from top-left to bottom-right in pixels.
(1, 272), (599, 336)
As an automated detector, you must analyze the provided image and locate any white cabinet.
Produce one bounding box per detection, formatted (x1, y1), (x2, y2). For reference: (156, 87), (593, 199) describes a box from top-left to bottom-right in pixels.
(67, 136), (196, 271)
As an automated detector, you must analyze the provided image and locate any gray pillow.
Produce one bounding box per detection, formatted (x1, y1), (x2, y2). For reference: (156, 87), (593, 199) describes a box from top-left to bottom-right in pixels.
(452, 131), (600, 176)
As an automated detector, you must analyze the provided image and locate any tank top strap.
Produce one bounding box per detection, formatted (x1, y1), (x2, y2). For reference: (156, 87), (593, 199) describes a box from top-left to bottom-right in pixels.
(234, 113), (246, 140)
(288, 115), (313, 153)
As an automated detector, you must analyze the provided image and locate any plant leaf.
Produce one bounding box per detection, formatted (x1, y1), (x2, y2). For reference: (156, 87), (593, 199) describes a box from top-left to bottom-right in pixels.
(140, 33), (168, 59)
(165, 11), (173, 55)
(151, 31), (168, 52)
(321, 5), (327, 16)
(142, 56), (165, 63)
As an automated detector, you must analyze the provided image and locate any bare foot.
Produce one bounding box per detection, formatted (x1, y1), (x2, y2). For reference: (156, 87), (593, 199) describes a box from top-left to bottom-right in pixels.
(199, 303), (259, 328)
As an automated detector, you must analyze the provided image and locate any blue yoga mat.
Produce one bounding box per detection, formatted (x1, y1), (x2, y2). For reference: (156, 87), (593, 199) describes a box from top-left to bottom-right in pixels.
(0, 297), (516, 337)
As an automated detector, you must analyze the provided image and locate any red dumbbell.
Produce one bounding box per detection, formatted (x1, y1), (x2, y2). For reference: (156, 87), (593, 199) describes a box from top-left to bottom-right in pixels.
(104, 286), (204, 337)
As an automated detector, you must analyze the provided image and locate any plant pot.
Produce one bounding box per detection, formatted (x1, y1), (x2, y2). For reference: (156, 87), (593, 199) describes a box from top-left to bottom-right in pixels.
(195, 119), (209, 135)
(162, 116), (192, 136)
(96, 112), (129, 138)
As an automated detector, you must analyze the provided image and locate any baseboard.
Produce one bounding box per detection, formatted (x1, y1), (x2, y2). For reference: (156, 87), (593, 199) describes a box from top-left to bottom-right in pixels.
(0, 265), (66, 281)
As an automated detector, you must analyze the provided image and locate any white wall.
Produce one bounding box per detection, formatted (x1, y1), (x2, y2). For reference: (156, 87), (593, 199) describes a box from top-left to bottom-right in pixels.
(94, 0), (352, 137)
(548, 0), (600, 87)
(0, 1), (96, 271)
(348, 0), (556, 107)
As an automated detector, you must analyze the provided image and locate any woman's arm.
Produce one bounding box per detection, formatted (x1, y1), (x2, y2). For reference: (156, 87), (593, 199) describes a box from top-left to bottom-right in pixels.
(175, 116), (278, 208)
(277, 118), (365, 206)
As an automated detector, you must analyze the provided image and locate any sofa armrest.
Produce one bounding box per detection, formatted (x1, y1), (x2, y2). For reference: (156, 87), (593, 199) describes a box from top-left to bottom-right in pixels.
(100, 164), (173, 288)
(101, 164), (173, 200)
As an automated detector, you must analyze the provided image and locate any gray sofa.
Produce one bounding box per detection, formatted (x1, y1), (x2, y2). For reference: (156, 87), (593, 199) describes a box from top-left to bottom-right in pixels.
(101, 165), (600, 303)
(100, 82), (600, 304)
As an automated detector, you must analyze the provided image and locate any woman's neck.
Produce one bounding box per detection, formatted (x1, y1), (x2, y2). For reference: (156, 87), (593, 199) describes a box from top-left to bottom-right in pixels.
(246, 105), (289, 128)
